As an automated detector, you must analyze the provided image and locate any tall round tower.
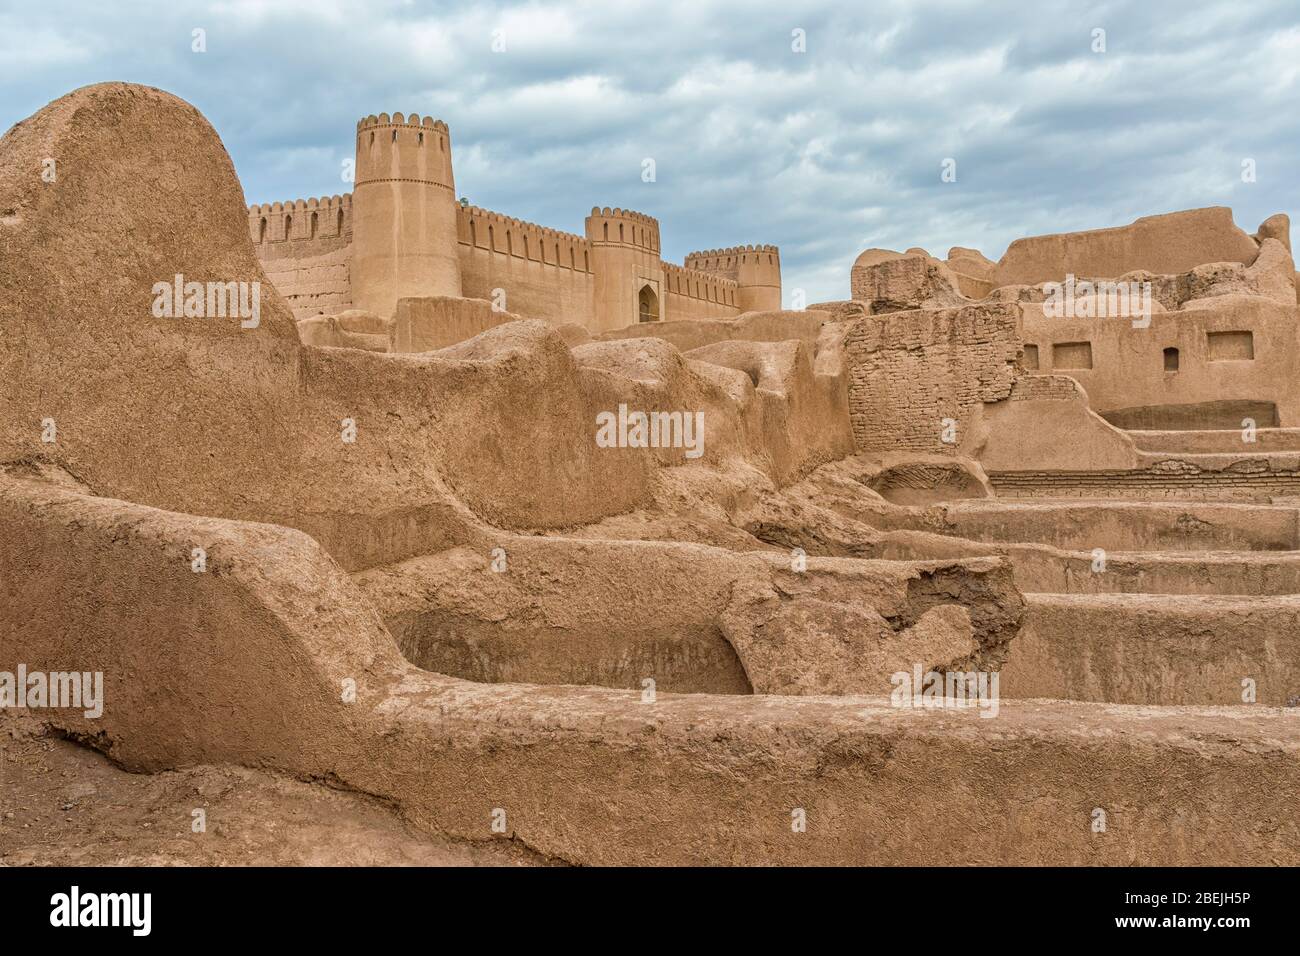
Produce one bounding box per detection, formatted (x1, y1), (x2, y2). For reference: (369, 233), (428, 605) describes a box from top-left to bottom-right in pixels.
(683, 244), (782, 312)
(351, 112), (462, 317)
(734, 245), (782, 312)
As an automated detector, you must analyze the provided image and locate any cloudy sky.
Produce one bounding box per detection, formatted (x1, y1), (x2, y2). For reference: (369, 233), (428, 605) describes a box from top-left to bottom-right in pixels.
(3, 0), (1299, 302)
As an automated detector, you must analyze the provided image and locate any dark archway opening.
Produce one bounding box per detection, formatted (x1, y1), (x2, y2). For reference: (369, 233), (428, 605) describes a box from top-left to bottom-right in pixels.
(638, 284), (659, 323)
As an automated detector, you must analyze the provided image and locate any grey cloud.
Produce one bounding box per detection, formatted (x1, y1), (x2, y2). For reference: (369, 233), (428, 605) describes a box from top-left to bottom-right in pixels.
(2, 0), (1297, 303)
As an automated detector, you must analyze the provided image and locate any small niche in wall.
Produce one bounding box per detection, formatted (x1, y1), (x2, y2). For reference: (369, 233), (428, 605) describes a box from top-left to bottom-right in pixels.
(1022, 344), (1039, 370)
(1163, 347), (1179, 371)
(1052, 341), (1093, 370)
(1207, 330), (1254, 361)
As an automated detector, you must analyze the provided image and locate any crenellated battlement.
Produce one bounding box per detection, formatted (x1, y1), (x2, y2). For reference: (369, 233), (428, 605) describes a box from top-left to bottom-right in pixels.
(354, 112), (453, 191)
(356, 112), (448, 132)
(664, 260), (739, 287)
(459, 204), (593, 272)
(686, 243), (779, 256)
(585, 206), (660, 252)
(248, 193), (353, 244)
(590, 206), (658, 226)
(684, 244), (780, 271)
(684, 244), (780, 311)
(460, 205), (587, 245)
(663, 260), (740, 307)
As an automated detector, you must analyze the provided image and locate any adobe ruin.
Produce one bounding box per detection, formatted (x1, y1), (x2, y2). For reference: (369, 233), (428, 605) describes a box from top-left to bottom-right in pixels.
(1, 83), (1297, 866)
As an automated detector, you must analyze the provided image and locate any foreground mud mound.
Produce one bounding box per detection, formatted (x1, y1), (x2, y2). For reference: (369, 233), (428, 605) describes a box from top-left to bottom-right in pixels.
(1, 722), (551, 867)
(2, 83), (1297, 866)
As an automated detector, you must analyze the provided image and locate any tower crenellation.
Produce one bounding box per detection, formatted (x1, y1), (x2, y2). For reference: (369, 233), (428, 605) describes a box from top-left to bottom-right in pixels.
(684, 244), (781, 311)
(354, 113), (453, 191)
(585, 207), (661, 254)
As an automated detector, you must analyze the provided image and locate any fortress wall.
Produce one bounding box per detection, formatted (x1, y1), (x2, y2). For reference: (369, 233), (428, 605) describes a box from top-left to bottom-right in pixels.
(245, 195), (766, 328)
(685, 244), (782, 312)
(248, 194), (352, 246)
(243, 192), (770, 329)
(663, 262), (741, 321)
(457, 204), (597, 327)
(455, 204), (743, 327)
(458, 246), (597, 327)
(684, 249), (742, 280)
(250, 195), (353, 316)
(259, 244), (352, 317)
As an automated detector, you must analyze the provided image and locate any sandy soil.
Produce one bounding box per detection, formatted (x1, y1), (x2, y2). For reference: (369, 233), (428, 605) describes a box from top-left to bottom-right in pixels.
(0, 719), (552, 866)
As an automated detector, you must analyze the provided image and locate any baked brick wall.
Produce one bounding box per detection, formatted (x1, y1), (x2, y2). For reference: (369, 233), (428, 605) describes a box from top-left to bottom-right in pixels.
(251, 196), (354, 317)
(259, 243), (352, 318)
(1008, 374), (1083, 401)
(844, 304), (1021, 452)
(990, 463), (1300, 501)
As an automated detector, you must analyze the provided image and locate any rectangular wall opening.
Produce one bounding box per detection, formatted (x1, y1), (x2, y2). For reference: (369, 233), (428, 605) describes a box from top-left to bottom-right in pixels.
(1207, 330), (1254, 361)
(1052, 341), (1093, 370)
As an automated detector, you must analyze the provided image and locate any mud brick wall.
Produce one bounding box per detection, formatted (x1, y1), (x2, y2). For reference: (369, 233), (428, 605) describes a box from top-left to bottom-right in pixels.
(250, 196), (354, 318)
(259, 243), (352, 317)
(989, 465), (1300, 502)
(1008, 373), (1082, 401)
(844, 304), (1021, 452)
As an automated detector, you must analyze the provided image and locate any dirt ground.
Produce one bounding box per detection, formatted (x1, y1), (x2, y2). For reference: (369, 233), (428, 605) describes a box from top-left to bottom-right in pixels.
(0, 719), (552, 866)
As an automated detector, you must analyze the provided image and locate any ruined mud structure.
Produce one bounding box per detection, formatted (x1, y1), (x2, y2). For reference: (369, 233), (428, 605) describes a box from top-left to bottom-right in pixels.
(2, 84), (1298, 866)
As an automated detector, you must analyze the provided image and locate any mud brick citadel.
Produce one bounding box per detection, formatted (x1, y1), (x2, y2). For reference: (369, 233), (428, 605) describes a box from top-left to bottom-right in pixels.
(3, 83), (1299, 867)
(247, 112), (781, 335)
